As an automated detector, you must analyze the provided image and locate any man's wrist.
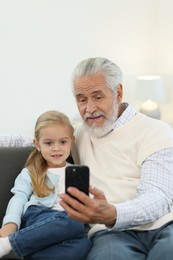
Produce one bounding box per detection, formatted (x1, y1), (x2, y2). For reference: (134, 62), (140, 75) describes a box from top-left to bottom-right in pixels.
(106, 205), (116, 228)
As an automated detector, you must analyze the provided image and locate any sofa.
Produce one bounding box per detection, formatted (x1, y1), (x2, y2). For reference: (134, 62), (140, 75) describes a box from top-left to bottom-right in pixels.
(0, 146), (34, 259)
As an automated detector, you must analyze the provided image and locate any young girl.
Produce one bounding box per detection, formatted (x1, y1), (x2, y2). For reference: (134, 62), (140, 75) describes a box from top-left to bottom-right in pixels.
(0, 110), (91, 259)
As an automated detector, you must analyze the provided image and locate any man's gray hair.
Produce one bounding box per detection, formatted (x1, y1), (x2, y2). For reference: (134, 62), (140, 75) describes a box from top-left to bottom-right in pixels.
(72, 57), (123, 94)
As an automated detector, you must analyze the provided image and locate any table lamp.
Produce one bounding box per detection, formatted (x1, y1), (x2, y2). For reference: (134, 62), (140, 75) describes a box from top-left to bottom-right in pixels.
(135, 75), (165, 119)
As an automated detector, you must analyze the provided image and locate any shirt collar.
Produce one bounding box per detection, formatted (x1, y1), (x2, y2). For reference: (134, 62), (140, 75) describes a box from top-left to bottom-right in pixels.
(113, 103), (137, 129)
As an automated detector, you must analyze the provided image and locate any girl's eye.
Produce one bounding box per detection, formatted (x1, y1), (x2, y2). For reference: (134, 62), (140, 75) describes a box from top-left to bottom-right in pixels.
(60, 140), (67, 145)
(45, 141), (52, 145)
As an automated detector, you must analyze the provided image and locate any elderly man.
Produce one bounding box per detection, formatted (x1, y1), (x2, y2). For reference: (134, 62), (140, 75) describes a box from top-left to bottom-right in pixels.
(60, 57), (173, 260)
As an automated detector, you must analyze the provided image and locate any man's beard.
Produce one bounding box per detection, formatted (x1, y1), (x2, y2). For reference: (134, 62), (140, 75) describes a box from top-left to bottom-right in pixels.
(83, 102), (119, 138)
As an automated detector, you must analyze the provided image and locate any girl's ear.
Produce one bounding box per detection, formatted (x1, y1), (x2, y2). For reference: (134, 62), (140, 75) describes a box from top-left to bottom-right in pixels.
(33, 139), (40, 151)
(72, 135), (75, 143)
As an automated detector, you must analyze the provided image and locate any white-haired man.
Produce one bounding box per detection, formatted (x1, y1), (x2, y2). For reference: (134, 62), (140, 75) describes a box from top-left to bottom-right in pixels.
(60, 57), (173, 260)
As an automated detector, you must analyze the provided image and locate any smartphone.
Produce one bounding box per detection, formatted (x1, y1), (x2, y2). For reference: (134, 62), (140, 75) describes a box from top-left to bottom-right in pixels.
(65, 165), (89, 197)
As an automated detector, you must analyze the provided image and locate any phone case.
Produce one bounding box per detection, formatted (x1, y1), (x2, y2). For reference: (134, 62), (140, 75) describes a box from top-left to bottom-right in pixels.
(65, 165), (89, 196)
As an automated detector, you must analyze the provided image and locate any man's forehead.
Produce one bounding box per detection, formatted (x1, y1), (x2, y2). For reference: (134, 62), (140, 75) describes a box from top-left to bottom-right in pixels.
(74, 79), (107, 96)
(76, 89), (104, 96)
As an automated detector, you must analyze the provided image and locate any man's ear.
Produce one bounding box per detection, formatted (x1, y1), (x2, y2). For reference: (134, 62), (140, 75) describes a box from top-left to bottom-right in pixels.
(116, 84), (123, 104)
(33, 139), (40, 151)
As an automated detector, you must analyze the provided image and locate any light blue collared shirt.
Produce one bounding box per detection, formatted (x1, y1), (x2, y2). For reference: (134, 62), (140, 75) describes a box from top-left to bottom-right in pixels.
(2, 163), (71, 229)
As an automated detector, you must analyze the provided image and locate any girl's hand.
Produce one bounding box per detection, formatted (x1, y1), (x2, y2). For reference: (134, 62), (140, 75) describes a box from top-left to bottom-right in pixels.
(0, 223), (17, 237)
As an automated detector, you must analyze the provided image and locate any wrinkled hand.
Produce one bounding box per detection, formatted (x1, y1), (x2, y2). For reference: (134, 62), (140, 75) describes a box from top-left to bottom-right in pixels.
(60, 186), (116, 226)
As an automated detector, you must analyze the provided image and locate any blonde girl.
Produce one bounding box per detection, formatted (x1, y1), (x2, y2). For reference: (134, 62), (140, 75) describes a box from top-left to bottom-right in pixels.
(0, 110), (91, 260)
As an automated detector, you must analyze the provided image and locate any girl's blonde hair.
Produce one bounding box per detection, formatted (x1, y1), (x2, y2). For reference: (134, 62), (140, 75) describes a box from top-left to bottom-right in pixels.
(26, 110), (74, 197)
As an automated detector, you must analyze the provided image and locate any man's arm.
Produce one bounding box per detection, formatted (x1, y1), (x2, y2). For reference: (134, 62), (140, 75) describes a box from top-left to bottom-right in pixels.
(115, 147), (173, 229)
(60, 148), (173, 230)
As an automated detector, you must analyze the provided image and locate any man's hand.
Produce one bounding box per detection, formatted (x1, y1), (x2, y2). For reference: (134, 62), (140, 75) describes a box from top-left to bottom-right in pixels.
(60, 186), (116, 226)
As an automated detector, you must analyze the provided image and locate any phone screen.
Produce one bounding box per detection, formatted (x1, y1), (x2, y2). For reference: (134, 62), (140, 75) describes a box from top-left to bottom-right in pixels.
(65, 165), (89, 196)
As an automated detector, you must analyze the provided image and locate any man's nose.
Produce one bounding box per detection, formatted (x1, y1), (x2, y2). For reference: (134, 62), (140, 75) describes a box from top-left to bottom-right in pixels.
(86, 99), (96, 113)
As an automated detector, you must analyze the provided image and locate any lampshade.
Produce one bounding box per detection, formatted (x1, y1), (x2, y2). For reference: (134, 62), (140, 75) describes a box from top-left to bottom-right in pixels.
(135, 75), (165, 120)
(135, 75), (165, 101)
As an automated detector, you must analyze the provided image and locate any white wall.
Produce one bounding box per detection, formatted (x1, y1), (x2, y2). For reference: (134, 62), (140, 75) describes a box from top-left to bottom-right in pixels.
(0, 0), (173, 135)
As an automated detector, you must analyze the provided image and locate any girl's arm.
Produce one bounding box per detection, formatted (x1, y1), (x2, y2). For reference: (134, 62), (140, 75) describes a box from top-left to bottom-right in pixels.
(0, 223), (17, 237)
(2, 168), (33, 229)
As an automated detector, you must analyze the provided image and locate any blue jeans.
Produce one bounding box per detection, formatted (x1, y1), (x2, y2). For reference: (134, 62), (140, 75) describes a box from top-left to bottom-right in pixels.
(86, 222), (173, 260)
(9, 205), (92, 259)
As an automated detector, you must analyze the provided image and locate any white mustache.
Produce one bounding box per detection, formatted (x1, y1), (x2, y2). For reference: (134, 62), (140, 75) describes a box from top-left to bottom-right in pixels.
(84, 112), (105, 120)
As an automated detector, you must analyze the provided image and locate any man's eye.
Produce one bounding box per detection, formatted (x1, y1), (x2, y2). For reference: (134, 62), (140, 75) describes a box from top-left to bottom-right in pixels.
(77, 97), (86, 102)
(95, 96), (102, 100)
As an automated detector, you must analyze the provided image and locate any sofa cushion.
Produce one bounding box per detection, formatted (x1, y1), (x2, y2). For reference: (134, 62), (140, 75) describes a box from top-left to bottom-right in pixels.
(0, 146), (34, 227)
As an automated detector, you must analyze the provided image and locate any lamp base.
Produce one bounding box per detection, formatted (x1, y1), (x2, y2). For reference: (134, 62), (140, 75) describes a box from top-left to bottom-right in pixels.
(139, 100), (161, 120)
